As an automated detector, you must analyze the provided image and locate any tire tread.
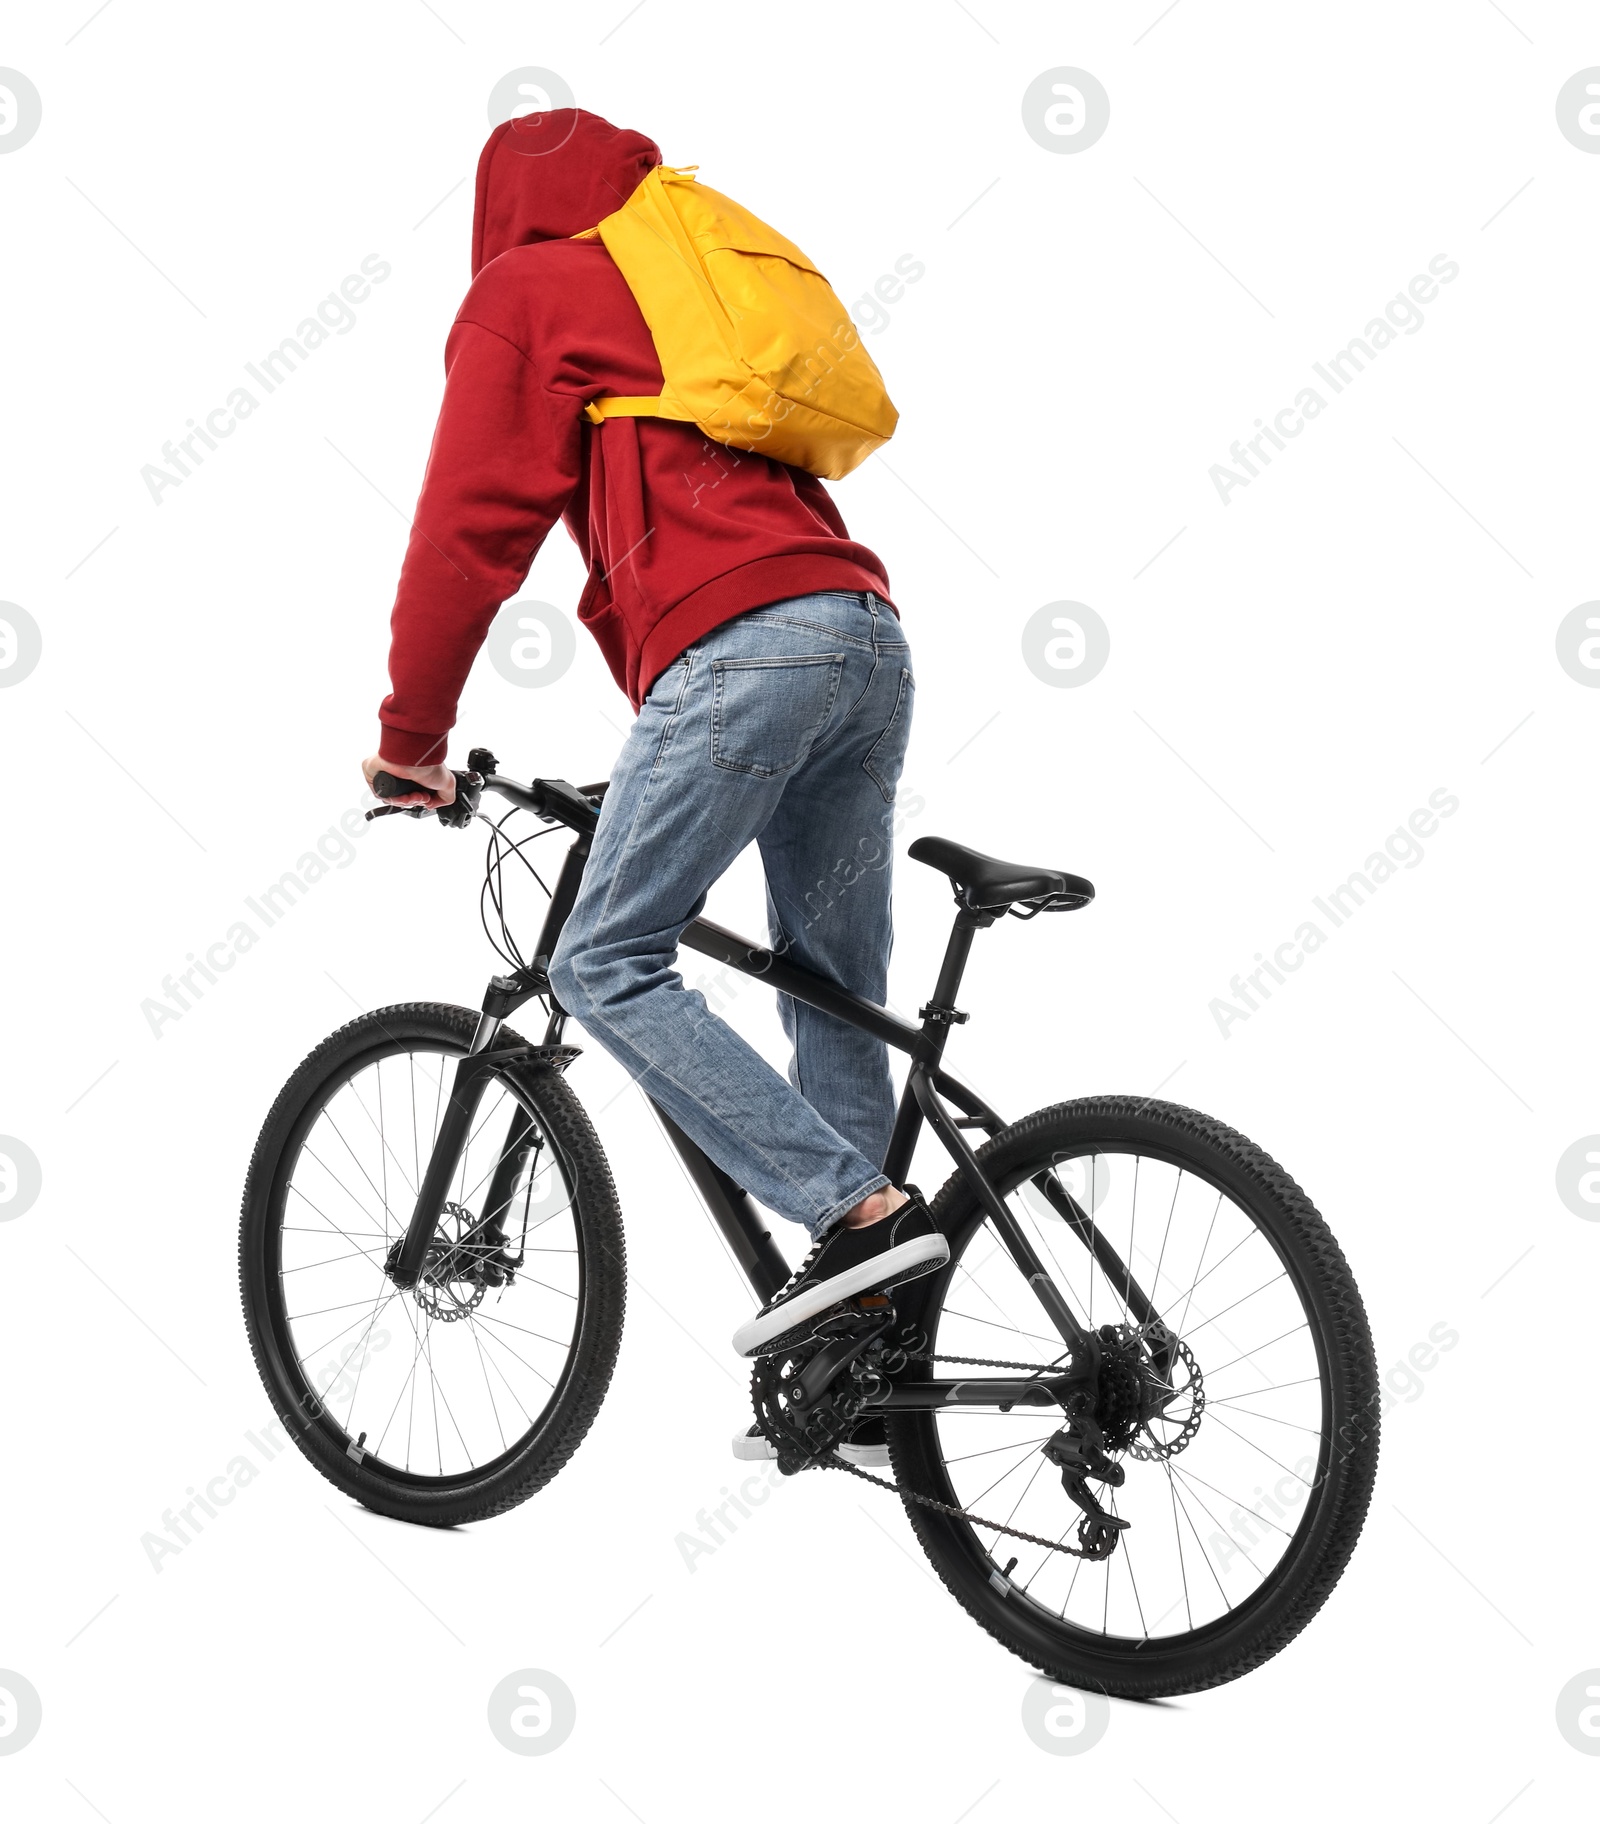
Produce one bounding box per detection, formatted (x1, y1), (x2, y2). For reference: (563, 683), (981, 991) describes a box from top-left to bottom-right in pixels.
(887, 1094), (1378, 1696)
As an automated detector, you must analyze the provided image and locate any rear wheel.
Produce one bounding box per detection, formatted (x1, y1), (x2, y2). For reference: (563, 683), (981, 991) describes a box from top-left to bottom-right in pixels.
(240, 1004), (624, 1526)
(886, 1096), (1377, 1696)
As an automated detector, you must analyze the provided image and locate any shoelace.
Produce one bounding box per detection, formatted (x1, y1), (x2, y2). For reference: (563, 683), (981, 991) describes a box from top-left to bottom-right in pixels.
(762, 1193), (926, 1314)
(766, 1237), (825, 1308)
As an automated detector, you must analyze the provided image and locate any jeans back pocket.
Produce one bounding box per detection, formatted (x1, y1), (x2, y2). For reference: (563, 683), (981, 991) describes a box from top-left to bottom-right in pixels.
(710, 654), (845, 778)
(863, 666), (915, 803)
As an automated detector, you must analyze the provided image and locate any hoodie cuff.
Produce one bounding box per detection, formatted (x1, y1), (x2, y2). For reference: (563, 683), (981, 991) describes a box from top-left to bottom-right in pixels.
(378, 725), (450, 767)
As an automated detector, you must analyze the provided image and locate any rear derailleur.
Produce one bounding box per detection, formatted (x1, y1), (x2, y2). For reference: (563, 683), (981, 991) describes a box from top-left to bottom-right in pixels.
(1041, 1397), (1130, 1562)
(1040, 1322), (1206, 1561)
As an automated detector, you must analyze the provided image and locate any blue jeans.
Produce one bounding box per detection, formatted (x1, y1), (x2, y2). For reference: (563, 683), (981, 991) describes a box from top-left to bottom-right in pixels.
(548, 591), (914, 1238)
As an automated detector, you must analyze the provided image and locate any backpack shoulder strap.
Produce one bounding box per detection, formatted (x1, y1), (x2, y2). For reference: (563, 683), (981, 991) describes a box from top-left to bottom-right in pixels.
(582, 396), (695, 425)
(577, 168), (702, 429)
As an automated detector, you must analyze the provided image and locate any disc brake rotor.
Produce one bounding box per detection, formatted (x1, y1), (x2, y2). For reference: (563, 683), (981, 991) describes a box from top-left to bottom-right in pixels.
(1095, 1322), (1205, 1461)
(413, 1201), (490, 1323)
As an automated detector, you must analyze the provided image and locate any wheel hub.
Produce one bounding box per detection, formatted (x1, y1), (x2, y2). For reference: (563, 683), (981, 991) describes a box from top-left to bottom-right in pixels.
(1093, 1324), (1149, 1451)
(409, 1201), (510, 1322)
(1093, 1322), (1206, 1461)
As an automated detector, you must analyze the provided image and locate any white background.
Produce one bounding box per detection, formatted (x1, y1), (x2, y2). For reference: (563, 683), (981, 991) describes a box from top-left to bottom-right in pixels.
(1, 0), (1595, 1816)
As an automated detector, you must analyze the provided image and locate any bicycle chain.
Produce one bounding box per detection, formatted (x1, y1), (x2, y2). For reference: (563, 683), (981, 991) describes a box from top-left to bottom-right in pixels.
(799, 1338), (1191, 1562)
(756, 1311), (1202, 1563)
(823, 1451), (1115, 1559)
(762, 1338), (1118, 1561)
(903, 1349), (1062, 1372)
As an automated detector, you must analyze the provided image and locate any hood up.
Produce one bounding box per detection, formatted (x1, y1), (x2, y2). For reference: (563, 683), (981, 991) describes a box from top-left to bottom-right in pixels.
(471, 107), (662, 278)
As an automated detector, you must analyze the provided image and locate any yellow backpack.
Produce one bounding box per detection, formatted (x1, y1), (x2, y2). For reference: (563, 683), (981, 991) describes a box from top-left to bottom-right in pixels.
(577, 166), (897, 481)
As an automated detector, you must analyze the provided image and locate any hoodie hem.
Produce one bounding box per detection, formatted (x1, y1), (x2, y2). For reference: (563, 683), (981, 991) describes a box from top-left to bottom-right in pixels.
(632, 556), (894, 707)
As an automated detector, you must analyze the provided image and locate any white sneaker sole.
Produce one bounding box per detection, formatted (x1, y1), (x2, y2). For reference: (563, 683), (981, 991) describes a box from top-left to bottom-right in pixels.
(838, 1440), (891, 1469)
(731, 1232), (950, 1358)
(730, 1428), (890, 1469)
(732, 1428), (773, 1462)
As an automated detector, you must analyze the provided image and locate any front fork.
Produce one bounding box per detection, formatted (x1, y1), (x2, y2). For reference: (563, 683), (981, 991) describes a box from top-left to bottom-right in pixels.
(387, 977), (552, 1290)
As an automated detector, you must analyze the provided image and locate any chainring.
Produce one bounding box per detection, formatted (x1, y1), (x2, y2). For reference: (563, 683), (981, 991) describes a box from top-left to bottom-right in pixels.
(750, 1317), (887, 1475)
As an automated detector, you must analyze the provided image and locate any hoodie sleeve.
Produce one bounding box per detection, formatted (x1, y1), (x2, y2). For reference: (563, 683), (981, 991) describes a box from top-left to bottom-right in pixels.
(377, 314), (582, 765)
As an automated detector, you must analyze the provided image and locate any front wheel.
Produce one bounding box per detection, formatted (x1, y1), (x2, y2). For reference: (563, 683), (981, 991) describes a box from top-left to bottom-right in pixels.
(886, 1096), (1378, 1697)
(240, 1004), (625, 1527)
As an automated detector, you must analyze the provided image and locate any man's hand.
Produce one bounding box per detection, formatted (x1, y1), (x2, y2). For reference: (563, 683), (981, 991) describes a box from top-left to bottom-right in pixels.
(361, 755), (456, 807)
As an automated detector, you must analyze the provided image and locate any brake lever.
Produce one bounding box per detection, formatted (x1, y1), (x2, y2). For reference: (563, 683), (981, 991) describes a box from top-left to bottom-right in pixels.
(366, 769), (483, 827)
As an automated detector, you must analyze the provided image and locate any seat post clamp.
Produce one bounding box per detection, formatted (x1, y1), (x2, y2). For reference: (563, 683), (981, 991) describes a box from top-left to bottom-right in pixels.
(919, 1003), (970, 1027)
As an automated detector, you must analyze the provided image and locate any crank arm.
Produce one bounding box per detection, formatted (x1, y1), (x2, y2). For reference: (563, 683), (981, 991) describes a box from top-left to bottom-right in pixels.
(790, 1310), (897, 1409)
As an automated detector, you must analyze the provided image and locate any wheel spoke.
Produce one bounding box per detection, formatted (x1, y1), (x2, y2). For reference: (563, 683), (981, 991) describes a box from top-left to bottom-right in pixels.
(939, 1308), (1063, 1350)
(1176, 1272), (1288, 1337)
(1203, 1324), (1311, 1377)
(285, 1182), (388, 1244)
(919, 1133), (1338, 1654)
(345, 1071), (416, 1205)
(280, 1243), (388, 1275)
(942, 1434), (1055, 1466)
(264, 1042), (587, 1485)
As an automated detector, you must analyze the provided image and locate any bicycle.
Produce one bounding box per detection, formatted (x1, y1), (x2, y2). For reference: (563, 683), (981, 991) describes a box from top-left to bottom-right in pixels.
(239, 748), (1379, 1697)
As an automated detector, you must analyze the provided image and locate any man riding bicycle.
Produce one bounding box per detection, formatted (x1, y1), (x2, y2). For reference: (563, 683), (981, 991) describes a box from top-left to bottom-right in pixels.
(359, 109), (948, 1448)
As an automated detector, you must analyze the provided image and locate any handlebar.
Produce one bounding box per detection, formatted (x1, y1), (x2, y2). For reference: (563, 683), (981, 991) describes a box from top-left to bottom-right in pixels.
(367, 746), (604, 835)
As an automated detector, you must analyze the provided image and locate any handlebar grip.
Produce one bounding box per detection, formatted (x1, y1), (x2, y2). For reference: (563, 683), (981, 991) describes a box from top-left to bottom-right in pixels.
(371, 770), (439, 802)
(366, 768), (483, 828)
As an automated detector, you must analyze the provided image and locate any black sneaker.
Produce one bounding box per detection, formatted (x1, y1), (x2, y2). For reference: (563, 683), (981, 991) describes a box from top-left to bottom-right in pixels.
(731, 1194), (948, 1357)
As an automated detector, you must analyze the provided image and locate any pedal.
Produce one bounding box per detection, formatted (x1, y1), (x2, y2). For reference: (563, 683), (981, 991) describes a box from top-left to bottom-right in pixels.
(789, 1306), (897, 1410)
(748, 1296), (889, 1359)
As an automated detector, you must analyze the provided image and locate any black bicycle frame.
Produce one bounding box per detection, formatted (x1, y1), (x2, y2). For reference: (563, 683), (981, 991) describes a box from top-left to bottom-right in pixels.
(389, 809), (1168, 1412)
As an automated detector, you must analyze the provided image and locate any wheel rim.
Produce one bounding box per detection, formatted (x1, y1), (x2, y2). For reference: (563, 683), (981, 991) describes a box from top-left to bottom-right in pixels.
(266, 1040), (585, 1486)
(920, 1143), (1332, 1649)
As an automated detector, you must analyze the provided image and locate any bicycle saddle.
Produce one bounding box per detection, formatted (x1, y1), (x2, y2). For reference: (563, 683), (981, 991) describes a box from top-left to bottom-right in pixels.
(908, 836), (1095, 913)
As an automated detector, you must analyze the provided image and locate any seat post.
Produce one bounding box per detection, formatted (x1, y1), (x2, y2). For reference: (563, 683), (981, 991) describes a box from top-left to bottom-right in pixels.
(932, 909), (983, 1004)
(919, 906), (992, 1057)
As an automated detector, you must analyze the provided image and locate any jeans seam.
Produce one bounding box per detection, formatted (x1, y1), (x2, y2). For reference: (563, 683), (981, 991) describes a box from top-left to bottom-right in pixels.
(565, 991), (859, 1227)
(589, 651), (694, 937)
(802, 639), (882, 765)
(863, 665), (913, 804)
(747, 612), (878, 651)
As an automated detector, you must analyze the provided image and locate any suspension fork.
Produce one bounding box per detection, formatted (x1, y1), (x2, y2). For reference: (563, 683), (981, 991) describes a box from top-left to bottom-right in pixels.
(389, 987), (522, 1289)
(475, 1104), (537, 1251)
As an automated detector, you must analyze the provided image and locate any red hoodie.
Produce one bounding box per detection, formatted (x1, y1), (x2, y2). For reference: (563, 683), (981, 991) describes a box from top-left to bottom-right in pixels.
(377, 108), (894, 765)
